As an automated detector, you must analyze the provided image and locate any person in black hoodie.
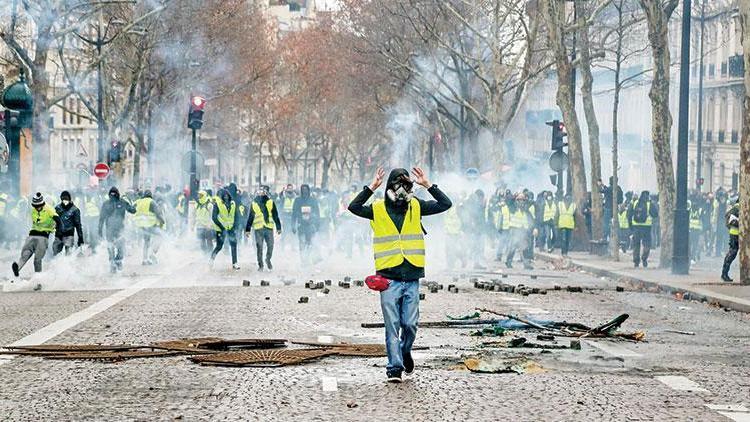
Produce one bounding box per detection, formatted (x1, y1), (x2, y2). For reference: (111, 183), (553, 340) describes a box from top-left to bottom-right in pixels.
(53, 190), (84, 256)
(292, 184), (319, 263)
(348, 167), (451, 383)
(245, 186), (282, 271)
(98, 187), (136, 273)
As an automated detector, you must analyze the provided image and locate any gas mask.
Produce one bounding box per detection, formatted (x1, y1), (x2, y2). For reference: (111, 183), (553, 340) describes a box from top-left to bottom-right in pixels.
(386, 179), (414, 203)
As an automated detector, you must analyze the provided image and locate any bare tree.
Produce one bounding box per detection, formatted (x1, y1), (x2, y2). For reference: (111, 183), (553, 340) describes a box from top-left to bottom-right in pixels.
(638, 0), (679, 268)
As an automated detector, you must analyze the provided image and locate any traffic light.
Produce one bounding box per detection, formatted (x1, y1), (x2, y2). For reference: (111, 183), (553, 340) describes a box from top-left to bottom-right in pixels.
(187, 95), (206, 130)
(546, 119), (567, 150)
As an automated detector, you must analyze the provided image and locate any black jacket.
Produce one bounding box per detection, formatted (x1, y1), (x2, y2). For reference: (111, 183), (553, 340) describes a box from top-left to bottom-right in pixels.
(98, 198), (136, 239)
(55, 202), (84, 242)
(245, 196), (282, 232)
(292, 188), (319, 230)
(348, 169), (452, 281)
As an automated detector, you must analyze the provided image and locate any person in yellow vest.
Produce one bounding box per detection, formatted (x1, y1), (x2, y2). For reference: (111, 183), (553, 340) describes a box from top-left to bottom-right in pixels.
(245, 186), (282, 271)
(505, 193), (534, 269)
(688, 197), (705, 263)
(617, 200), (631, 253)
(627, 191), (658, 268)
(721, 196), (740, 282)
(540, 191), (558, 252)
(195, 190), (215, 253)
(443, 197), (464, 269)
(82, 191), (101, 250)
(210, 189), (241, 270)
(134, 190), (165, 265)
(279, 184), (296, 251)
(348, 167), (451, 383)
(556, 193), (577, 257)
(12, 193), (61, 276)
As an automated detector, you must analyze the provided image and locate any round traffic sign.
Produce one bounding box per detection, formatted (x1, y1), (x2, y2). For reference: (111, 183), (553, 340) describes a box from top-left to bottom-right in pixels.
(94, 162), (110, 179)
(549, 150), (569, 172)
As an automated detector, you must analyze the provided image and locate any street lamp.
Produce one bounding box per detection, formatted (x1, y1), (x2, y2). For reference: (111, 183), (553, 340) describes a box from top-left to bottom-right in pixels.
(673, 0), (692, 275)
(187, 95), (206, 201)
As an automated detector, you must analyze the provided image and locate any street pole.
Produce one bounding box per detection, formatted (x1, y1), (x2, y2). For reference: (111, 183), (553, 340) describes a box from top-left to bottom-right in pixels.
(190, 127), (197, 201)
(96, 17), (105, 164)
(695, 0), (706, 191)
(673, 0), (692, 275)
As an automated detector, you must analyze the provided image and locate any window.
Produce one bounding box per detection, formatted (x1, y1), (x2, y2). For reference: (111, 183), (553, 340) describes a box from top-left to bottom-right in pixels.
(706, 130), (713, 142)
(718, 130), (725, 143)
(708, 63), (715, 78)
(76, 100), (82, 125)
(62, 106), (67, 125)
(732, 130), (739, 144)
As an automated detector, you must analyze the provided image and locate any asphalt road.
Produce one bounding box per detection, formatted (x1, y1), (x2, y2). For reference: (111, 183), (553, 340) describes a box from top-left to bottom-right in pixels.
(0, 245), (749, 421)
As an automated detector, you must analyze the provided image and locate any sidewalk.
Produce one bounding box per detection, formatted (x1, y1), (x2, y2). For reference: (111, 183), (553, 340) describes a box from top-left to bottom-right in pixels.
(535, 249), (750, 313)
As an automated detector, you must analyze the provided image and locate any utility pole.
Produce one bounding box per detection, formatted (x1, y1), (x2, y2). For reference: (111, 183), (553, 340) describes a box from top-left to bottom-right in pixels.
(673, 0), (692, 275)
(695, 0), (706, 191)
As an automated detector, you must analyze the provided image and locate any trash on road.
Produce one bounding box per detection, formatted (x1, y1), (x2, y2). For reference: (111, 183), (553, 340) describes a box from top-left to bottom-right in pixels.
(464, 354), (544, 374)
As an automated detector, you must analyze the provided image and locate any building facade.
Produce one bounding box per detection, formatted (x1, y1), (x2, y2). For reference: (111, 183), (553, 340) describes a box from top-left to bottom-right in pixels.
(688, 0), (742, 193)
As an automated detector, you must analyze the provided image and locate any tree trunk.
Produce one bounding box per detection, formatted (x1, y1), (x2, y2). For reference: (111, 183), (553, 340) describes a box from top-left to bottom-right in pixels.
(578, 4), (604, 241)
(610, 0), (625, 262)
(739, 0), (750, 284)
(132, 83), (144, 190)
(640, 1), (677, 268)
(541, 0), (589, 245)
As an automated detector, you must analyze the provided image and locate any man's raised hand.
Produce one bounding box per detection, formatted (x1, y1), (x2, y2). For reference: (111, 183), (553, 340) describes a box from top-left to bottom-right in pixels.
(370, 167), (385, 191)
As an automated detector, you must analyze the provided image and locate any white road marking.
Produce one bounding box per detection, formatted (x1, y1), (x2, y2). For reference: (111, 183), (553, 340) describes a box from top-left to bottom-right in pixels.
(321, 376), (338, 392)
(654, 376), (709, 392)
(584, 340), (642, 358)
(317, 335), (334, 344)
(717, 412), (750, 422)
(0, 277), (159, 366)
(518, 307), (550, 314)
(706, 405), (749, 412)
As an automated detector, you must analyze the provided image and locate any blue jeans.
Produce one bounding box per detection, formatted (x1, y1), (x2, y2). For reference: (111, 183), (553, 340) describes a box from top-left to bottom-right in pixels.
(379, 280), (420, 372)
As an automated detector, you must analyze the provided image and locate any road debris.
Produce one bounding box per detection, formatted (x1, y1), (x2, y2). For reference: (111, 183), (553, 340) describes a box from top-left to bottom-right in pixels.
(464, 354), (544, 374)
(664, 329), (696, 336)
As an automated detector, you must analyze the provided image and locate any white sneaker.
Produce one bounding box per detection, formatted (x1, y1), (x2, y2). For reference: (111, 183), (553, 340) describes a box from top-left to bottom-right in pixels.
(232, 263), (241, 270)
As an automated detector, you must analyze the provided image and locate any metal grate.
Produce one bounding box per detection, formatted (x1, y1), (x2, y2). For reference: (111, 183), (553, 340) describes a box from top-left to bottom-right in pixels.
(189, 348), (335, 367)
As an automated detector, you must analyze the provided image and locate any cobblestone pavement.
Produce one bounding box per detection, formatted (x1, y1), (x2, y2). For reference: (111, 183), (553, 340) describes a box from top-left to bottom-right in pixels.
(0, 245), (749, 421)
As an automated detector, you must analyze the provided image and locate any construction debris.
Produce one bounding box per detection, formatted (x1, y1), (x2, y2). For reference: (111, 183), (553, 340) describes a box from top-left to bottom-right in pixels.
(298, 296), (309, 303)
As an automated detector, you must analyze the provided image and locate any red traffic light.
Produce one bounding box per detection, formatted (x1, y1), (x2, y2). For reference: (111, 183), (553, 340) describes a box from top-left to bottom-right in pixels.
(190, 96), (206, 111)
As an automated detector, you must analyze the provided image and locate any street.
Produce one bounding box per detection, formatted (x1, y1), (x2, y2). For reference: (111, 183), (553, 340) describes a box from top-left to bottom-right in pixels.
(1, 245), (748, 421)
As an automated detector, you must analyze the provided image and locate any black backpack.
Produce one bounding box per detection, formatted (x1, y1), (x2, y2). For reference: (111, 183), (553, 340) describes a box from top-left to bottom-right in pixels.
(633, 201), (648, 224)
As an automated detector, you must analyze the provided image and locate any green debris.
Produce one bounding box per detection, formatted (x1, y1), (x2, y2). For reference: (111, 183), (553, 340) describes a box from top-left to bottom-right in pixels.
(447, 311), (481, 321)
(470, 326), (506, 337)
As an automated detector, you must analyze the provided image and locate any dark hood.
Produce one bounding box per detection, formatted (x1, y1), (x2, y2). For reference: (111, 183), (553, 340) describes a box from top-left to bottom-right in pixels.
(109, 187), (120, 200)
(386, 168), (410, 191)
(227, 183), (238, 200)
(300, 184), (311, 198)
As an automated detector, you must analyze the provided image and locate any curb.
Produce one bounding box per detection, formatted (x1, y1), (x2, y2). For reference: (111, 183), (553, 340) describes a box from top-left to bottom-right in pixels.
(535, 253), (750, 313)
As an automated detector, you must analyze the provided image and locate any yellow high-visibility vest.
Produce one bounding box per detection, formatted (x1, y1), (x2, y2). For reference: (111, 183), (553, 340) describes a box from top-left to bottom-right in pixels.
(370, 198), (425, 271)
(500, 204), (510, 230)
(215, 200), (236, 232)
(618, 209), (629, 229)
(195, 198), (214, 229)
(631, 202), (653, 226)
(557, 201), (576, 229)
(509, 209), (530, 229)
(135, 198), (158, 228)
(543, 200), (557, 222)
(283, 197), (295, 213)
(444, 206), (461, 235)
(31, 205), (57, 233)
(251, 200), (276, 230)
(85, 198), (100, 217)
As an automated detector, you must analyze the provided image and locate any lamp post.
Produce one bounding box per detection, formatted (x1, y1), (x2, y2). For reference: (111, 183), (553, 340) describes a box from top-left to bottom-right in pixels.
(1, 68), (34, 197)
(695, 0), (706, 191)
(673, 0), (692, 275)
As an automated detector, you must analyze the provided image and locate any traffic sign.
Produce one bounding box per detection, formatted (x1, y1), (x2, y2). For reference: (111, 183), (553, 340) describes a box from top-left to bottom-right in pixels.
(94, 162), (110, 179)
(549, 150), (569, 172)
